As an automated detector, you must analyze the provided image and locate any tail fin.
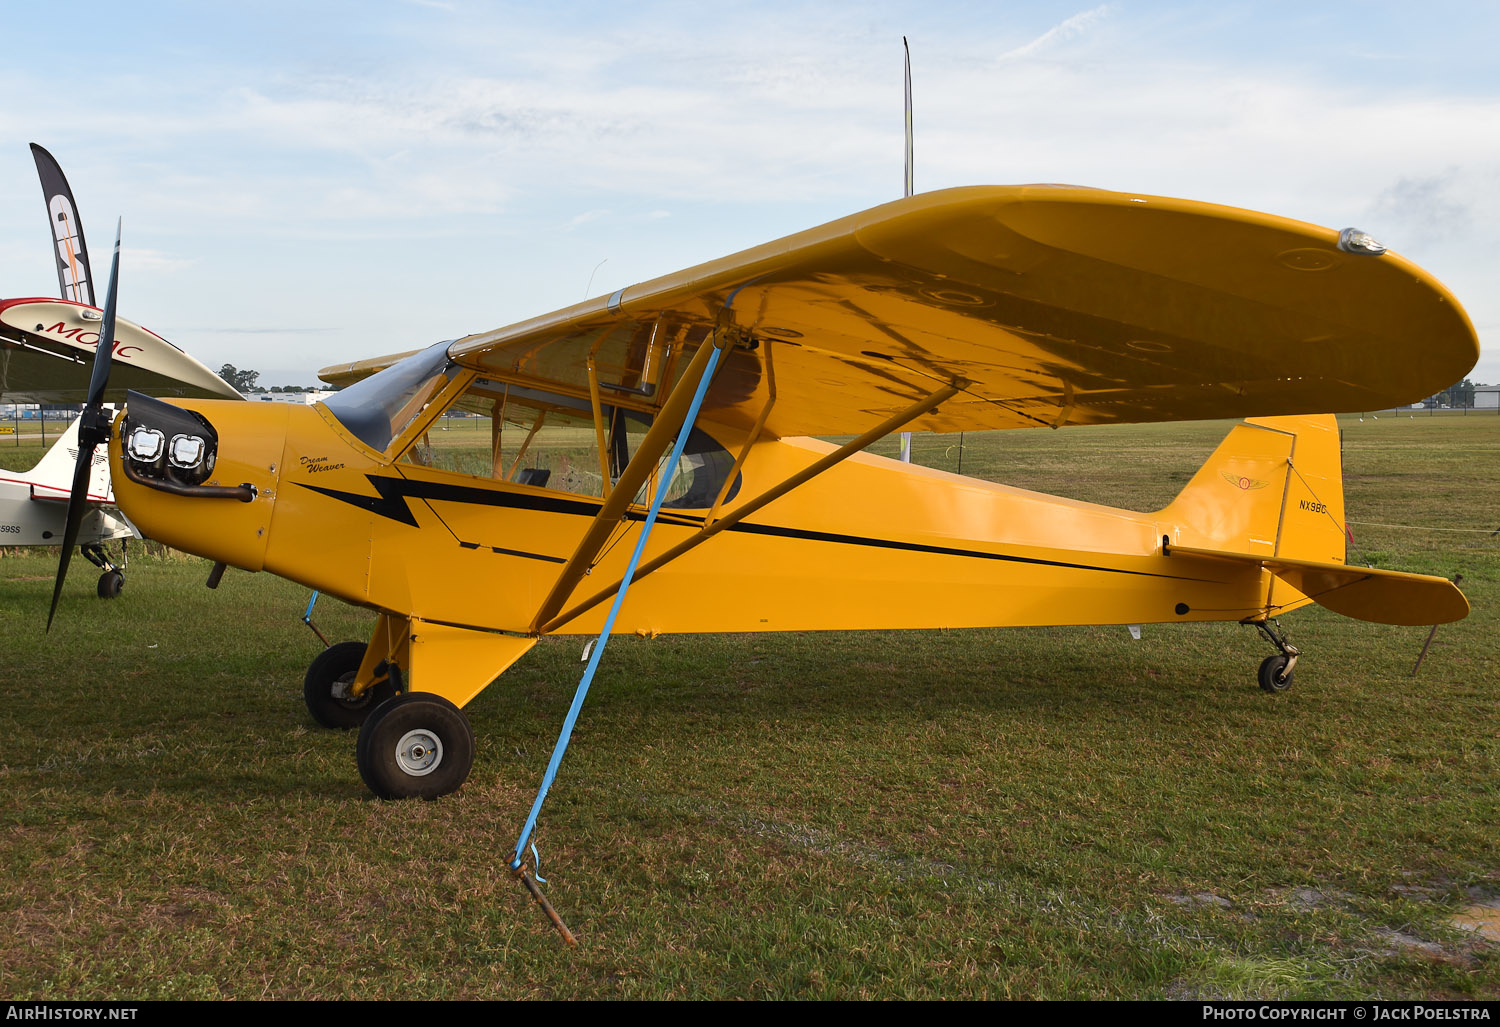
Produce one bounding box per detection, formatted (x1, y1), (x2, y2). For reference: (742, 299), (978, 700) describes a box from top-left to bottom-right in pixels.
(1161, 414), (1466, 625)
(20, 415), (114, 504)
(1160, 414), (1346, 565)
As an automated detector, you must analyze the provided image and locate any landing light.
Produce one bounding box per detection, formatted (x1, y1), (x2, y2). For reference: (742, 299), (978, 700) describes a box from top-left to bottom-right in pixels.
(169, 434), (206, 469)
(127, 427), (165, 463)
(1337, 228), (1386, 256)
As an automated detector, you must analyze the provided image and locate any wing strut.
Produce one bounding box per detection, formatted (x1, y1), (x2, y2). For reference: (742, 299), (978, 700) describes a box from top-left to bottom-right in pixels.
(538, 378), (965, 636)
(527, 335), (723, 634)
(508, 332), (729, 945)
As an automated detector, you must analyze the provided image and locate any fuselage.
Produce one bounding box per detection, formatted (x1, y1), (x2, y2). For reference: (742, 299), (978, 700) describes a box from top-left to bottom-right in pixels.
(109, 393), (1305, 640)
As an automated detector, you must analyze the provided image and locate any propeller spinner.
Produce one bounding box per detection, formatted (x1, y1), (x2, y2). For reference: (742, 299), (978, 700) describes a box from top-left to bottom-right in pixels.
(46, 220), (122, 631)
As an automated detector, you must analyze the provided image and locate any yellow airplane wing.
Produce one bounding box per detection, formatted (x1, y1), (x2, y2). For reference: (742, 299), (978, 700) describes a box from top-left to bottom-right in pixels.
(322, 185), (1478, 436)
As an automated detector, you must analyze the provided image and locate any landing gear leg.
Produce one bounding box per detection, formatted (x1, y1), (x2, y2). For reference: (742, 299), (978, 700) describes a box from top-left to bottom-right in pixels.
(80, 542), (124, 599)
(1253, 619), (1299, 693)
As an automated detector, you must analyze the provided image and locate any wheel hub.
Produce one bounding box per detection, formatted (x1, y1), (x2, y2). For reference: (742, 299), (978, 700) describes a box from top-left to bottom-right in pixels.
(330, 673), (370, 707)
(395, 729), (443, 776)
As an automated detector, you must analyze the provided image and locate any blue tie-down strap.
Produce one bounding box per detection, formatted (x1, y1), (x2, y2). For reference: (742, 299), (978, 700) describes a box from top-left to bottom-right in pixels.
(509, 342), (724, 871)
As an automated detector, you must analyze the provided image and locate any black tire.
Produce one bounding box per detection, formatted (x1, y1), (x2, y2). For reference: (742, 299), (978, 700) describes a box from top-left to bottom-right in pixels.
(1258, 654), (1294, 693)
(96, 570), (124, 599)
(356, 692), (474, 800)
(304, 641), (395, 729)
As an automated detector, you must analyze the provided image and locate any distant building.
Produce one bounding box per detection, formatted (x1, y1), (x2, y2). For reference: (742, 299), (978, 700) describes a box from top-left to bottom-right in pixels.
(244, 390), (336, 405)
(1476, 385), (1499, 410)
(0, 403), (81, 418)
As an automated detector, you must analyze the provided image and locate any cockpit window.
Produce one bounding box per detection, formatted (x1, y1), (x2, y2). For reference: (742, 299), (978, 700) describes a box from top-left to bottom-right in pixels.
(396, 375), (740, 508)
(615, 409), (740, 509)
(321, 342), (459, 454)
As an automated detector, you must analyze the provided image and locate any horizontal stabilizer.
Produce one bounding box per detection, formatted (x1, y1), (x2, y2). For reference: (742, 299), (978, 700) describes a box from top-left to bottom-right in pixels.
(28, 487), (110, 505)
(1169, 545), (1467, 626)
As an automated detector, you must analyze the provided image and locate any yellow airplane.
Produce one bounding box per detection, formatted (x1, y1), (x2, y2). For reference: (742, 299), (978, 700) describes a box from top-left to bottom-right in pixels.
(59, 185), (1478, 808)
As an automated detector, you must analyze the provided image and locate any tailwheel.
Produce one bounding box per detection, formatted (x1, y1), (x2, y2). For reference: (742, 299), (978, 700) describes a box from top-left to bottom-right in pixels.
(1253, 618), (1300, 694)
(356, 692), (474, 800)
(1257, 653), (1294, 693)
(303, 641), (395, 729)
(96, 569), (124, 599)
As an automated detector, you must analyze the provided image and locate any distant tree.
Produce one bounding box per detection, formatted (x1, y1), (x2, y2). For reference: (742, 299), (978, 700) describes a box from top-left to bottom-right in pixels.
(218, 364), (260, 392)
(1443, 378), (1476, 409)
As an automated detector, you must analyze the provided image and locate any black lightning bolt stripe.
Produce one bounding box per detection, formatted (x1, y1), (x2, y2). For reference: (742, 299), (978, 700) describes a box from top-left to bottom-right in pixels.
(295, 474), (1217, 583)
(298, 475), (600, 527)
(298, 476), (702, 526)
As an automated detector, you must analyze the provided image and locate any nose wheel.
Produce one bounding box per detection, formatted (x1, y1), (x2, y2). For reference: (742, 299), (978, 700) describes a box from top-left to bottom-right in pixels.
(356, 692), (474, 800)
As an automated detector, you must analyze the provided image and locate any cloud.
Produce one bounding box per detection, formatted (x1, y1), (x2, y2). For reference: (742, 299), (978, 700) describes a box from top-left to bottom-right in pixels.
(566, 210), (608, 230)
(0, 3), (1495, 383)
(121, 248), (196, 274)
(1000, 5), (1114, 62)
(190, 327), (338, 335)
(1369, 170), (1470, 247)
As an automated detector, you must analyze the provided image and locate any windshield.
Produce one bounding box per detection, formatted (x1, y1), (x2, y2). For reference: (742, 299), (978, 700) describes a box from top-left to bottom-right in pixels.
(321, 342), (458, 453)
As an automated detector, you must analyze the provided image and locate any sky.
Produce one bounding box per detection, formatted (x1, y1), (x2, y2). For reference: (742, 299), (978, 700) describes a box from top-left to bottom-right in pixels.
(0, 0), (1494, 388)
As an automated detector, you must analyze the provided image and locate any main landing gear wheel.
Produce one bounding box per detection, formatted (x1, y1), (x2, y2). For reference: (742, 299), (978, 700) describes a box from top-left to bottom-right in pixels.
(303, 641), (395, 729)
(96, 570), (124, 599)
(356, 692), (475, 800)
(1258, 654), (1295, 693)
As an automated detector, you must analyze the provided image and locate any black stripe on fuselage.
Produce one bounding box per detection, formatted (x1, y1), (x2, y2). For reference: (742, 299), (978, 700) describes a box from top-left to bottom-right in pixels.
(458, 540), (567, 564)
(294, 475), (1213, 582)
(727, 521), (1207, 580)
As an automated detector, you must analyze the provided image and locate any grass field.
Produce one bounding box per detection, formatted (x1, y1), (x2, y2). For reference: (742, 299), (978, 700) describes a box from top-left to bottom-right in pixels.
(0, 413), (1496, 999)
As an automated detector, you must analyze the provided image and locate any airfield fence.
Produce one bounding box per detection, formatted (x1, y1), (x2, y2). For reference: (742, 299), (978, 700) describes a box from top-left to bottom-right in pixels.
(4, 401), (1496, 452)
(2, 406), (80, 447)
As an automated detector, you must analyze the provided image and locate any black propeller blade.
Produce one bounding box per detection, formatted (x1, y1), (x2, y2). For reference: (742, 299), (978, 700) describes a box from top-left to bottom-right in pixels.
(47, 219), (122, 631)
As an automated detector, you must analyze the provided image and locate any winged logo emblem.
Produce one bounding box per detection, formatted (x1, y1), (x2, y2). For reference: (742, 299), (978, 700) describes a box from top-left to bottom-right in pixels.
(1222, 472), (1270, 491)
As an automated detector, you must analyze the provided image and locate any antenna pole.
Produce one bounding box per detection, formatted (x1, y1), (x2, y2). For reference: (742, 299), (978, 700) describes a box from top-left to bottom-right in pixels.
(899, 37), (914, 463)
(903, 37), (914, 200)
